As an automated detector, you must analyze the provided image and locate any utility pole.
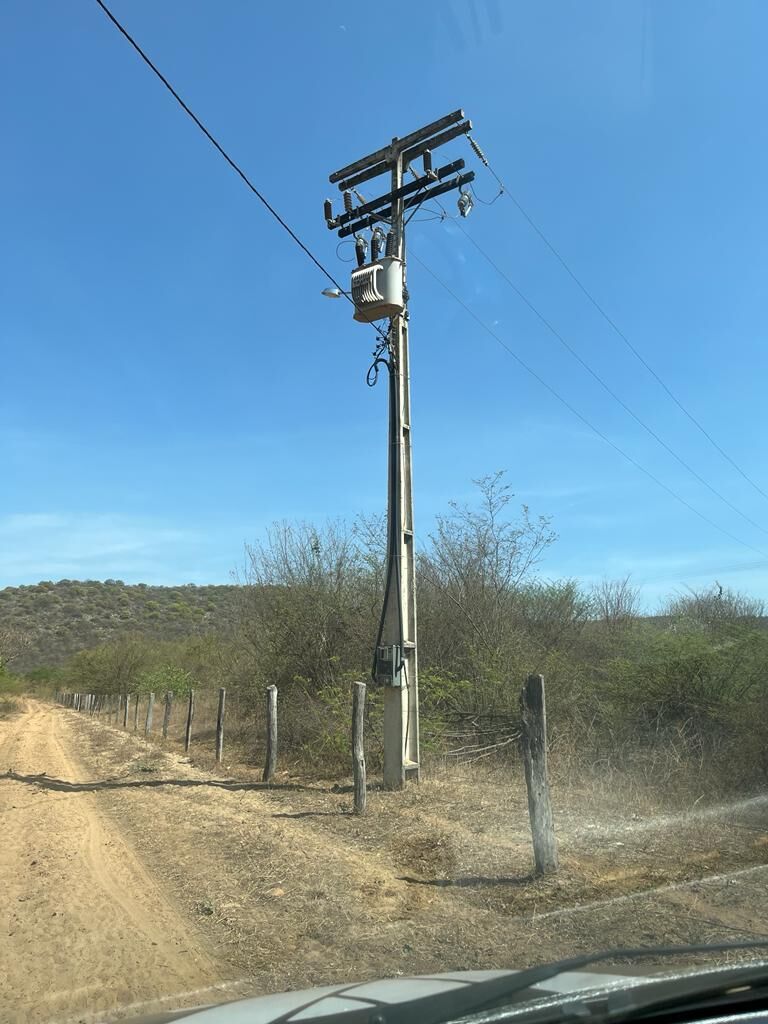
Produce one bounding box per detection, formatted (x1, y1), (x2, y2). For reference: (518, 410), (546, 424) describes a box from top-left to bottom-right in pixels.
(325, 111), (475, 789)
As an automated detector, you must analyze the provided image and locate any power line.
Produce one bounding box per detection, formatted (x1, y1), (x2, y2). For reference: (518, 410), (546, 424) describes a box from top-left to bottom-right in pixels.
(92, 0), (388, 342)
(85, 10), (766, 565)
(466, 134), (768, 505)
(411, 174), (767, 544)
(639, 558), (768, 588)
(451, 218), (768, 540)
(409, 250), (768, 560)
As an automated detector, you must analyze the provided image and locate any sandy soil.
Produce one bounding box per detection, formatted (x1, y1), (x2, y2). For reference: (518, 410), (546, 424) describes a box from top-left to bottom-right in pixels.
(1, 699), (767, 1024)
(0, 701), (236, 1024)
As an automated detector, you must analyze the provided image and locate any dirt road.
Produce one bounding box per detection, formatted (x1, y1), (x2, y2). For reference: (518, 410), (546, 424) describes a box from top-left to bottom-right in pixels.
(2, 699), (767, 1024)
(0, 701), (233, 1024)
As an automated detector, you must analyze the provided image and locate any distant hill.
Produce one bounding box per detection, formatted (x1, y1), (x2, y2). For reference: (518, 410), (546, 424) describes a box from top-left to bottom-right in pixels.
(0, 580), (241, 671)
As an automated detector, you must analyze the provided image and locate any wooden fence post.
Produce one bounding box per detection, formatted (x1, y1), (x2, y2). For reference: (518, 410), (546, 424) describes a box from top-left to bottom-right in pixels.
(352, 681), (367, 814)
(162, 692), (173, 739)
(520, 674), (559, 875)
(184, 689), (194, 753)
(123, 693), (130, 728)
(144, 692), (155, 736)
(215, 687), (226, 763)
(263, 685), (278, 783)
(133, 693), (140, 731)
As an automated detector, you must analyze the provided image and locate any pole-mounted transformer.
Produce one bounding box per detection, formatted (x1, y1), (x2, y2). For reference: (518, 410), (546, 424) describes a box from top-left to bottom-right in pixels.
(325, 110), (474, 789)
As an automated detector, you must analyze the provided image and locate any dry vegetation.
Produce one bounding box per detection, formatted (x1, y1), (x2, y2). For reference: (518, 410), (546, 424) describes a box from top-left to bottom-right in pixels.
(0, 580), (239, 671)
(5, 473), (768, 806)
(52, 705), (768, 994)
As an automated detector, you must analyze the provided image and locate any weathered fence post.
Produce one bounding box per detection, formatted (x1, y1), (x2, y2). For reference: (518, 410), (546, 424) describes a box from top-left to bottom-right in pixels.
(520, 673), (559, 875)
(162, 691), (173, 739)
(133, 693), (140, 731)
(123, 693), (130, 728)
(184, 689), (194, 753)
(215, 687), (226, 763)
(263, 685), (278, 783)
(144, 692), (155, 736)
(352, 681), (367, 814)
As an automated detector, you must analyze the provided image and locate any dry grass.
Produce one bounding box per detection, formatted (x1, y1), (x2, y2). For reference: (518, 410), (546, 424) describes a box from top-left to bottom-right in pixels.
(0, 695), (20, 720)
(51, 703), (768, 1000)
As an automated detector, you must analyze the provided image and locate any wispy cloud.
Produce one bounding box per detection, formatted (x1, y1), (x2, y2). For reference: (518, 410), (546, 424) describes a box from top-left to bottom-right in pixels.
(0, 513), (202, 586)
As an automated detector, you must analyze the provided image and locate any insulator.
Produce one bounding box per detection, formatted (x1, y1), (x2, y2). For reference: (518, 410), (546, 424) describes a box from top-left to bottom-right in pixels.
(468, 136), (489, 166)
(385, 231), (396, 257)
(371, 228), (384, 262)
(323, 198), (333, 222)
(457, 190), (474, 218)
(355, 235), (368, 267)
(423, 149), (433, 175)
(343, 191), (353, 214)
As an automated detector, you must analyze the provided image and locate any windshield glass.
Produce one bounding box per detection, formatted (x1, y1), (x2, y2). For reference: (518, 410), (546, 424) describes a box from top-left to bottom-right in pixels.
(2, 2), (767, 1023)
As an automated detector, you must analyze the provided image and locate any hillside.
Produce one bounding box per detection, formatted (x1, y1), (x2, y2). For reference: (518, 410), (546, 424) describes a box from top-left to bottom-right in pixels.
(0, 579), (241, 671)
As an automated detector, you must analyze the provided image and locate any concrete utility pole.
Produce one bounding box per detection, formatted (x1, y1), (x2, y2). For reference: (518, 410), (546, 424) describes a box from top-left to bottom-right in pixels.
(325, 110), (475, 789)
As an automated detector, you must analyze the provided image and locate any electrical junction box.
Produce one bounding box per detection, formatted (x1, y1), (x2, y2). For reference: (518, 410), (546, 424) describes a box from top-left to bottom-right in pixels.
(374, 644), (402, 687)
(351, 256), (404, 323)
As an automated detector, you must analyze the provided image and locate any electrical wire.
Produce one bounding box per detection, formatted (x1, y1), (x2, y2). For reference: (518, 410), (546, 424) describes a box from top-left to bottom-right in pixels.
(366, 335), (391, 388)
(638, 557), (768, 588)
(92, 0), (388, 343)
(409, 250), (768, 560)
(451, 218), (768, 540)
(467, 133), (768, 504)
(336, 240), (355, 263)
(420, 169), (768, 546)
(469, 182), (504, 206)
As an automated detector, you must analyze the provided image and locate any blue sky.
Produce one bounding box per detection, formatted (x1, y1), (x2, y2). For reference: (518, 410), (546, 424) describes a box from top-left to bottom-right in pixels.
(2, 0), (768, 607)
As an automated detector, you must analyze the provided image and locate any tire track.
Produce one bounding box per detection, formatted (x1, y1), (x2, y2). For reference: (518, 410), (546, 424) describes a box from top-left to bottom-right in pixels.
(0, 700), (230, 1024)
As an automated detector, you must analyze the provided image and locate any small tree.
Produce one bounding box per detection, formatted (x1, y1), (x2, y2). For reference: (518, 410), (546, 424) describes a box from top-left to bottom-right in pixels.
(418, 471), (556, 679)
(591, 575), (641, 630)
(0, 627), (31, 673)
(136, 665), (192, 697)
(663, 584), (764, 633)
(241, 519), (376, 693)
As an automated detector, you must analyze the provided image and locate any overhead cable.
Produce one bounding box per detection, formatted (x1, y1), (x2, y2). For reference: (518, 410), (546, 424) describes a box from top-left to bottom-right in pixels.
(409, 251), (768, 560)
(467, 133), (768, 504)
(92, 0), (388, 341)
